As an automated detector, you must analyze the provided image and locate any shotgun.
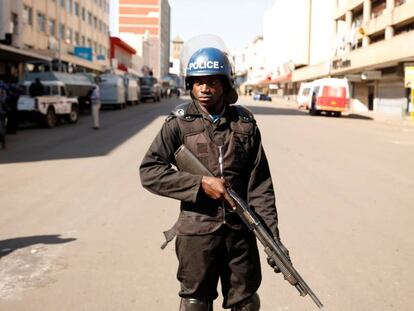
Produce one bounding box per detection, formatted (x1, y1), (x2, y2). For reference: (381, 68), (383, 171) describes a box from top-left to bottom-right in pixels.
(174, 144), (323, 309)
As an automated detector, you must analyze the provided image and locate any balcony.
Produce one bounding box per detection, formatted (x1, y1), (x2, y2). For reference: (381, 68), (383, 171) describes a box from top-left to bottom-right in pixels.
(330, 29), (414, 75)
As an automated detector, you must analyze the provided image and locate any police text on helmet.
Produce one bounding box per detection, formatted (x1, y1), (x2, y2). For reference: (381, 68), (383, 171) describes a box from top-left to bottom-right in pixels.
(188, 61), (222, 71)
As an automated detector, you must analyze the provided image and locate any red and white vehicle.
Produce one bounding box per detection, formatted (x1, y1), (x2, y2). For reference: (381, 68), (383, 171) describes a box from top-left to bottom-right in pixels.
(298, 78), (350, 117)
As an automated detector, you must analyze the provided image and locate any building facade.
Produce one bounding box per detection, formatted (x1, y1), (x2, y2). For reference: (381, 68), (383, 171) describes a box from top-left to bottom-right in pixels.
(293, 0), (414, 115)
(117, 0), (170, 78)
(110, 36), (136, 73)
(262, 0), (335, 97)
(169, 35), (183, 77)
(0, 0), (111, 81)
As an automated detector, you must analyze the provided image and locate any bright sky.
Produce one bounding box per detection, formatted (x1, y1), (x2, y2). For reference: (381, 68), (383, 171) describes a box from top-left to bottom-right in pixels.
(110, 0), (275, 52)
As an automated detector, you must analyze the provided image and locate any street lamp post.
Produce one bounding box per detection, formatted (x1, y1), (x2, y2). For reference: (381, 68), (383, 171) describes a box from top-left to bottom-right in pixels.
(57, 0), (62, 72)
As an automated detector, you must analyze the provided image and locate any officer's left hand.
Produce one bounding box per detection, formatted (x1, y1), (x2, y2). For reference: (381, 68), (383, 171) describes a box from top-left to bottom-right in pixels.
(267, 239), (291, 273)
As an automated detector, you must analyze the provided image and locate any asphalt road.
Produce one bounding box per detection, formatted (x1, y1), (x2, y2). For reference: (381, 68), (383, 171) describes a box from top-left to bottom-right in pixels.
(0, 96), (413, 311)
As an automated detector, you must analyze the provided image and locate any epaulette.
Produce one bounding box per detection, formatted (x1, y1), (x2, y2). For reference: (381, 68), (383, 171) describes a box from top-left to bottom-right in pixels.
(166, 102), (199, 122)
(233, 105), (255, 123)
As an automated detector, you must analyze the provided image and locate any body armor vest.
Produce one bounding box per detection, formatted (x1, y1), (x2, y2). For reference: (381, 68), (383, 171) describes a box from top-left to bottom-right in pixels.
(172, 102), (256, 235)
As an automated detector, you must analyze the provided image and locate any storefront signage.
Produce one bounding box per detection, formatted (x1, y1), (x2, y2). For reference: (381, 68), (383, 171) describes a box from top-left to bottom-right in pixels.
(404, 66), (414, 88)
(74, 46), (93, 62)
(331, 58), (351, 70)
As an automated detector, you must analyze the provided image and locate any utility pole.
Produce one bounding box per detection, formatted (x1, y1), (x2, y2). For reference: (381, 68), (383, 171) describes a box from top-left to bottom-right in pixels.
(57, 0), (62, 72)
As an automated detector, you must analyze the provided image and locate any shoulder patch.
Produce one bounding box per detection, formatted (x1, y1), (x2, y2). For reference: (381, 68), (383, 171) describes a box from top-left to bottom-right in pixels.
(170, 102), (199, 121)
(233, 105), (255, 123)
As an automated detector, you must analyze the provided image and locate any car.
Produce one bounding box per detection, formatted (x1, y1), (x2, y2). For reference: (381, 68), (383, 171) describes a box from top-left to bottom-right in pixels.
(253, 92), (272, 102)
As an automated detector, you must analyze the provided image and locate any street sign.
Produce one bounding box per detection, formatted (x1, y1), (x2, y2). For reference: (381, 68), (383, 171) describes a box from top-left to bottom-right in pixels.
(404, 66), (414, 88)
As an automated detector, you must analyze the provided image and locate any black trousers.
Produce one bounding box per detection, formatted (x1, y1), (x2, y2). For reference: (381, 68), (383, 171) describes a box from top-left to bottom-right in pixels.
(175, 225), (261, 309)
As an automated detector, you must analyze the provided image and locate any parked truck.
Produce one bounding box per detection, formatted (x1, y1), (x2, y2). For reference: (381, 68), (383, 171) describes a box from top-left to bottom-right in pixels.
(18, 80), (79, 128)
(139, 76), (161, 102)
(21, 61), (95, 112)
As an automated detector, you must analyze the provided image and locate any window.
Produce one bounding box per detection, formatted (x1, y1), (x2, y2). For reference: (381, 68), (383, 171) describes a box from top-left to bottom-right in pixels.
(37, 12), (46, 32)
(81, 8), (85, 21)
(75, 32), (80, 45)
(81, 35), (85, 46)
(322, 86), (346, 98)
(66, 28), (72, 44)
(49, 19), (56, 37)
(51, 85), (59, 95)
(87, 38), (92, 47)
(10, 13), (18, 35)
(23, 5), (33, 25)
(74, 2), (79, 16)
(66, 0), (72, 13)
(60, 0), (65, 8)
(59, 23), (65, 39)
(395, 0), (406, 7)
(88, 12), (92, 25)
(371, 0), (386, 18)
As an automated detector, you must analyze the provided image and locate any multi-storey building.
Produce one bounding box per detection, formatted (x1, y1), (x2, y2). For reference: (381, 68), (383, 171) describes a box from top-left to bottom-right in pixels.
(293, 0), (414, 115)
(169, 35), (183, 77)
(242, 36), (266, 86)
(263, 0), (335, 97)
(117, 0), (170, 79)
(0, 0), (111, 81)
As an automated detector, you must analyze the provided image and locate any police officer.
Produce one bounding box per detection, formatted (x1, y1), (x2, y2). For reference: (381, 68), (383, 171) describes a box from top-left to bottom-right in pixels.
(140, 47), (289, 310)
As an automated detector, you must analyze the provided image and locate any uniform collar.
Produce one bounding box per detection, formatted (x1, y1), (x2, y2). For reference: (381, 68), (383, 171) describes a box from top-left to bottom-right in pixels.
(192, 100), (231, 125)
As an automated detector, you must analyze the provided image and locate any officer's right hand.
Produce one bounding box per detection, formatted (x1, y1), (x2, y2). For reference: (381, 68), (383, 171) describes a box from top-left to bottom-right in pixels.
(201, 176), (235, 209)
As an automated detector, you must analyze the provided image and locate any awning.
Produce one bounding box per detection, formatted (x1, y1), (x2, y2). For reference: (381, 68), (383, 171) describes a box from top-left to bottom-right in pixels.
(0, 43), (52, 62)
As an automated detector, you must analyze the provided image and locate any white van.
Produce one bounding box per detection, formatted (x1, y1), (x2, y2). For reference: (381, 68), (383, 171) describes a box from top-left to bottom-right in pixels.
(18, 80), (79, 128)
(124, 75), (139, 105)
(297, 82), (313, 109)
(99, 74), (126, 108)
(298, 78), (350, 116)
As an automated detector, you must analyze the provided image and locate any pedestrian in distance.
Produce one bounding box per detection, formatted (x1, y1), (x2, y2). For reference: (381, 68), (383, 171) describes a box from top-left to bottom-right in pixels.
(29, 78), (45, 97)
(5, 83), (22, 134)
(140, 39), (290, 311)
(90, 84), (101, 129)
(0, 82), (8, 149)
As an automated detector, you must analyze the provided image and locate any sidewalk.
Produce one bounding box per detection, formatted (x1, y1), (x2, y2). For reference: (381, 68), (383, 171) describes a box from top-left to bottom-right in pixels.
(346, 110), (414, 128)
(259, 95), (414, 129)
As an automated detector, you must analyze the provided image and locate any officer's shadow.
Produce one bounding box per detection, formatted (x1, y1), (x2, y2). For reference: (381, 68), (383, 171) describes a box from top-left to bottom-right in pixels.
(0, 234), (76, 258)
